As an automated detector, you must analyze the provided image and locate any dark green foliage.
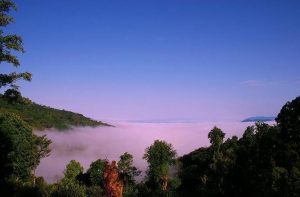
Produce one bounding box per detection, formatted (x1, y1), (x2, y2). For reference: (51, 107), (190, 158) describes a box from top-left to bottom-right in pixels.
(63, 160), (84, 181)
(118, 152), (141, 185)
(0, 72), (32, 89)
(0, 0), (32, 90)
(85, 185), (103, 197)
(51, 181), (86, 197)
(0, 95), (111, 130)
(276, 96), (300, 142)
(50, 159), (107, 197)
(79, 155), (141, 197)
(33, 134), (52, 170)
(85, 159), (106, 186)
(35, 177), (52, 197)
(51, 160), (87, 197)
(143, 140), (177, 171)
(0, 112), (35, 182)
(143, 140), (177, 191)
(179, 96), (300, 197)
(208, 126), (225, 152)
(1, 178), (47, 197)
(0, 112), (51, 196)
(3, 88), (22, 103)
(118, 152), (141, 197)
(208, 127), (225, 173)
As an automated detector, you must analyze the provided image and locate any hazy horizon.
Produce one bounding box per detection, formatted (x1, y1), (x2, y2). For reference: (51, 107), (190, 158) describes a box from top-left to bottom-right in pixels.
(36, 120), (274, 183)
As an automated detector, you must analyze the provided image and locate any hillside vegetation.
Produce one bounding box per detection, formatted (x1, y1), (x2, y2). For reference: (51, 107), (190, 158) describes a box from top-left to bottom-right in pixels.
(0, 95), (111, 130)
(178, 96), (300, 196)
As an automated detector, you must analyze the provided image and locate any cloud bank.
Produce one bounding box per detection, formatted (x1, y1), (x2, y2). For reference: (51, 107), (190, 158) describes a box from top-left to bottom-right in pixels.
(36, 121), (265, 183)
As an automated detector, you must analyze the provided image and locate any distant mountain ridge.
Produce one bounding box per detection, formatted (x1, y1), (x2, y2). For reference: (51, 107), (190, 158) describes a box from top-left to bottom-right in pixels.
(241, 116), (276, 122)
(0, 95), (111, 130)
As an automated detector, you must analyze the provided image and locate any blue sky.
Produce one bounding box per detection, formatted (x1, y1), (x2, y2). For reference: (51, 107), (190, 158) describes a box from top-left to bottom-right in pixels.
(3, 0), (300, 121)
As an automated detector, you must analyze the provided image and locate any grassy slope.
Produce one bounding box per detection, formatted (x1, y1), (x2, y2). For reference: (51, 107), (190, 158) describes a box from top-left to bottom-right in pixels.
(0, 96), (111, 130)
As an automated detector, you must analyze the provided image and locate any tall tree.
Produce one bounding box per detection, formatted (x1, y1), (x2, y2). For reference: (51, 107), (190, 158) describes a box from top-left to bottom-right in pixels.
(32, 134), (51, 185)
(118, 152), (141, 195)
(208, 127), (225, 171)
(208, 126), (225, 154)
(0, 0), (31, 93)
(118, 152), (141, 185)
(143, 140), (177, 191)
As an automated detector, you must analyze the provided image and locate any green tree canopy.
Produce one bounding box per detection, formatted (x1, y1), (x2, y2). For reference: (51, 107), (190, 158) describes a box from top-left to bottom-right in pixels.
(179, 96), (300, 196)
(118, 152), (141, 186)
(0, 112), (35, 182)
(0, 111), (51, 196)
(52, 160), (86, 197)
(143, 140), (177, 191)
(85, 158), (106, 186)
(63, 160), (84, 182)
(208, 126), (225, 153)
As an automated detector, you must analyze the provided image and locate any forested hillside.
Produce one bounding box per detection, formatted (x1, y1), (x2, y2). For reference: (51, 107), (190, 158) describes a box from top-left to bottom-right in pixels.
(178, 96), (300, 197)
(0, 95), (111, 130)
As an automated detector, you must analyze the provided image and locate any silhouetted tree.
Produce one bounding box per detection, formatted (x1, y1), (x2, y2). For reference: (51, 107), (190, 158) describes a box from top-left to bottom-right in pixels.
(276, 96), (300, 143)
(3, 88), (22, 103)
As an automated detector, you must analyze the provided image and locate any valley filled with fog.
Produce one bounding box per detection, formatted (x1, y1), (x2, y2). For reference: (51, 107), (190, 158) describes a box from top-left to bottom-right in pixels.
(35, 121), (271, 183)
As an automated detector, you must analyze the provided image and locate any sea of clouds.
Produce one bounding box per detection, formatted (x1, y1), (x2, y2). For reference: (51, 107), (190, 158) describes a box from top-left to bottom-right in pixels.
(35, 121), (273, 183)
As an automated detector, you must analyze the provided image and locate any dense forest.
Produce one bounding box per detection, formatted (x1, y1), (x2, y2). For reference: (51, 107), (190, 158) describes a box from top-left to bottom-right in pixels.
(178, 96), (300, 197)
(0, 95), (111, 130)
